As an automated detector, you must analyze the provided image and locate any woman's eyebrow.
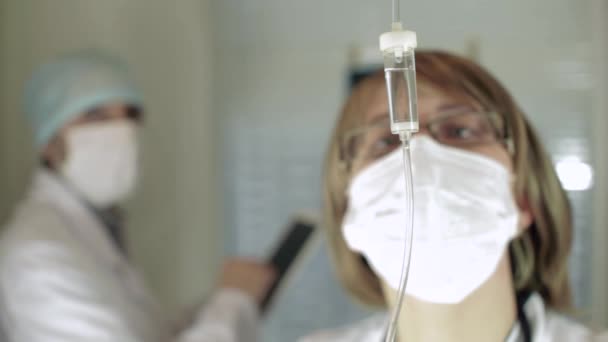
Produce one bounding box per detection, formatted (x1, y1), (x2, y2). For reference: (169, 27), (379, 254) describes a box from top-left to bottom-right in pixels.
(367, 113), (390, 125)
(437, 103), (474, 113)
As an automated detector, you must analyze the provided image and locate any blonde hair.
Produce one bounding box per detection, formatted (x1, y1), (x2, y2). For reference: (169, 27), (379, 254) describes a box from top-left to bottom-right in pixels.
(323, 50), (573, 310)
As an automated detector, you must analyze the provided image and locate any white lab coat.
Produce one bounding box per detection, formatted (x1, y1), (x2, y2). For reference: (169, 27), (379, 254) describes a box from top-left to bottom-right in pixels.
(0, 169), (258, 342)
(299, 293), (604, 342)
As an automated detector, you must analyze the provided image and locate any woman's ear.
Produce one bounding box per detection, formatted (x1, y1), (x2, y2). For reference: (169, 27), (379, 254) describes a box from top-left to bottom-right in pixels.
(516, 195), (533, 234)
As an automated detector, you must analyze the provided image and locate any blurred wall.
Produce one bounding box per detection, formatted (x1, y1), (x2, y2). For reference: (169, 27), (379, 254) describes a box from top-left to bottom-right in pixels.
(0, 0), (220, 313)
(591, 0), (608, 327)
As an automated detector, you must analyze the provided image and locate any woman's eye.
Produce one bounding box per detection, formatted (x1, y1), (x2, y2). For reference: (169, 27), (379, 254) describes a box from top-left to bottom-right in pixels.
(448, 126), (475, 139)
(438, 120), (487, 141)
(370, 136), (400, 155)
(431, 113), (500, 147)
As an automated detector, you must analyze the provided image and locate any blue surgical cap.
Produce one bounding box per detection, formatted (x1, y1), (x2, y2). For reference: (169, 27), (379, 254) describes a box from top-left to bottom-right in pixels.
(24, 51), (143, 148)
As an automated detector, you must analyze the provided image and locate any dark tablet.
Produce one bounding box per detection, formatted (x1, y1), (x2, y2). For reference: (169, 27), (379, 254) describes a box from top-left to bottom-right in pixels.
(260, 216), (317, 313)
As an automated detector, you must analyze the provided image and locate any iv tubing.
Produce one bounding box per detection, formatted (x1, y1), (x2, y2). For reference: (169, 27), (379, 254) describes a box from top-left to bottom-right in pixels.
(384, 132), (415, 342)
(392, 0), (401, 25)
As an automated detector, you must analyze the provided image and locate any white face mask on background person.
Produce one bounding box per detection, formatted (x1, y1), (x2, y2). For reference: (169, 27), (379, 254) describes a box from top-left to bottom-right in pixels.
(60, 120), (139, 209)
(342, 136), (519, 304)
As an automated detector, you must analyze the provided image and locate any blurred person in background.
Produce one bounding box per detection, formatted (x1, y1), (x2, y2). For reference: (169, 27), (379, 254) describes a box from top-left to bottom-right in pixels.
(0, 51), (274, 342)
(301, 51), (603, 341)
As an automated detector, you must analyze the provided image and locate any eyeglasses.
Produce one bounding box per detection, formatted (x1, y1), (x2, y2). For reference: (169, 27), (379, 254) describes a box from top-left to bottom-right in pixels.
(340, 111), (508, 169)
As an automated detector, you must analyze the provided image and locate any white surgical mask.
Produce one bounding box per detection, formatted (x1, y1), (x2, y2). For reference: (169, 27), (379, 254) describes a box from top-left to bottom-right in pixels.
(60, 120), (139, 208)
(342, 136), (519, 304)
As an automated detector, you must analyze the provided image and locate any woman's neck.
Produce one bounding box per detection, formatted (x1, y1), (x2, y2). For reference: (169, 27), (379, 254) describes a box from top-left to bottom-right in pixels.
(383, 253), (517, 342)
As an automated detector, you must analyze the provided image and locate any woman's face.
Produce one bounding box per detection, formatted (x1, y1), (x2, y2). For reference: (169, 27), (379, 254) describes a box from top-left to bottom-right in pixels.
(349, 84), (512, 176)
(346, 82), (532, 232)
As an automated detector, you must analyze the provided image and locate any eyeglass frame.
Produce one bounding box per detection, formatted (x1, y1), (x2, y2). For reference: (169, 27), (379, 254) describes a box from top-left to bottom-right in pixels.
(338, 110), (514, 171)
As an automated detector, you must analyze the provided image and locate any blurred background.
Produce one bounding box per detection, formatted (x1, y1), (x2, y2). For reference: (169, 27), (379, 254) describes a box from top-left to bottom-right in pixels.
(0, 0), (606, 341)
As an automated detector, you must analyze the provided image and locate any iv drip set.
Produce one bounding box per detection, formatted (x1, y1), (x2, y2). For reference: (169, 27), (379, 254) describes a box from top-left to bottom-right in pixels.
(379, 0), (418, 341)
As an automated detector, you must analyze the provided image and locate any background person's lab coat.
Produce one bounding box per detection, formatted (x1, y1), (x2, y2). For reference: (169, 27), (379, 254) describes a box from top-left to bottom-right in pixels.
(0, 169), (258, 342)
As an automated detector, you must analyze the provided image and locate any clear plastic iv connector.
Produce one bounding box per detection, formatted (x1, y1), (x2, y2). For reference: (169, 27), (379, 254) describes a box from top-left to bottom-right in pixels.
(379, 10), (419, 342)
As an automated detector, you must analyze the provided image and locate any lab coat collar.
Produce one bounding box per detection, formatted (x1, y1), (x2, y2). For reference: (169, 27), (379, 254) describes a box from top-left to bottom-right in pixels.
(28, 168), (124, 266)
